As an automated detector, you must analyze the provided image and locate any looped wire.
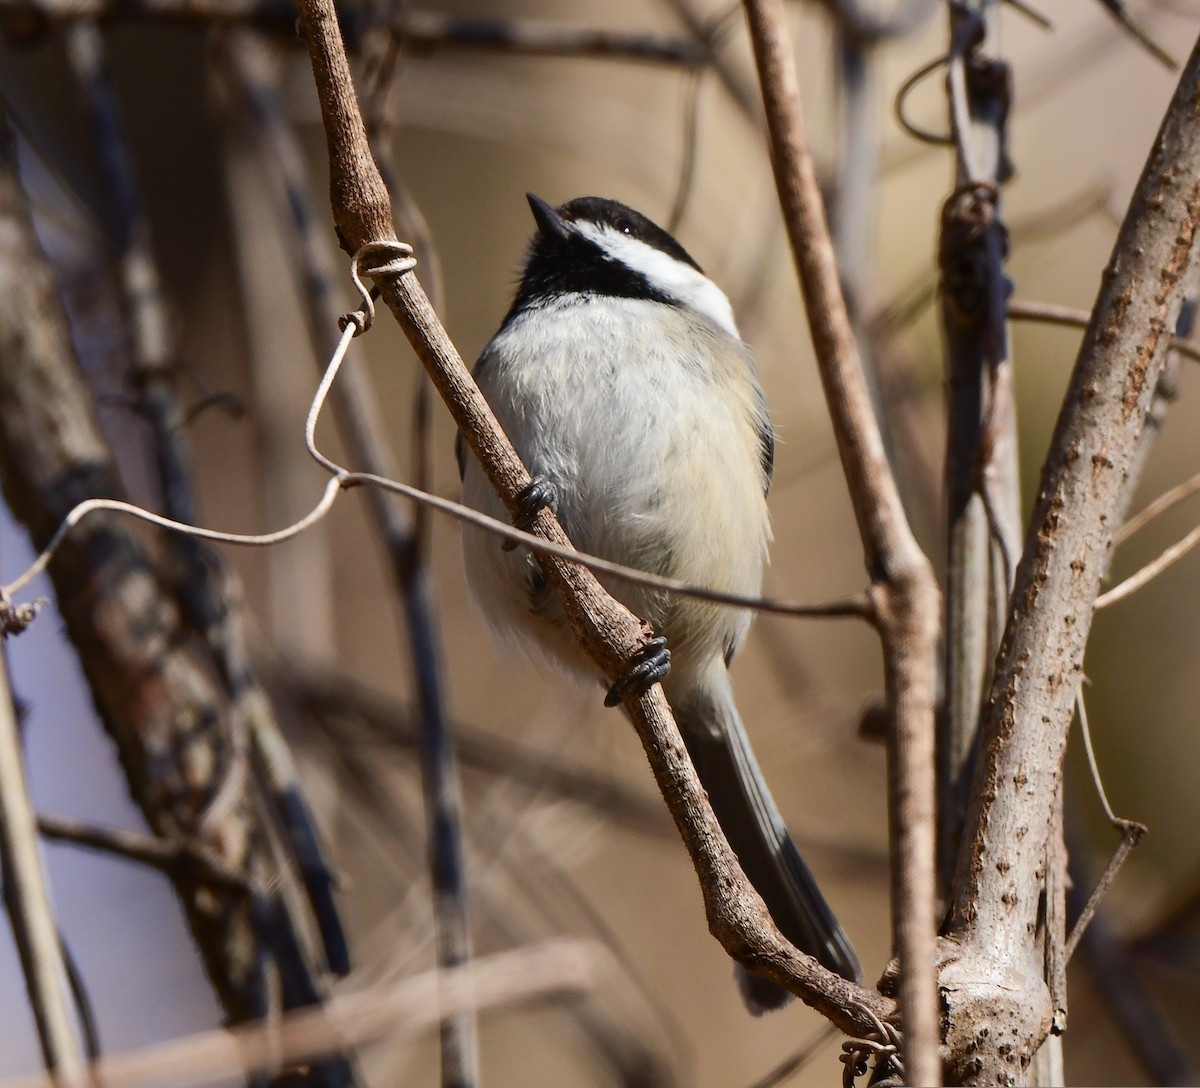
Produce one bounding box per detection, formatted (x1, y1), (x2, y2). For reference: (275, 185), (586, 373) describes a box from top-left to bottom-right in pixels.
(894, 52), (953, 146)
(340, 240), (417, 336)
(840, 1003), (904, 1087)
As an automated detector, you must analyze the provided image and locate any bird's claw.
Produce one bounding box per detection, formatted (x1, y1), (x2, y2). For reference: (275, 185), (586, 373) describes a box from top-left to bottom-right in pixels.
(605, 636), (671, 707)
(503, 476), (559, 551)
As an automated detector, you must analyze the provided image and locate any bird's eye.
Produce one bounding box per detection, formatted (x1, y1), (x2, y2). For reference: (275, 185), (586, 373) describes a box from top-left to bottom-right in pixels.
(614, 218), (634, 236)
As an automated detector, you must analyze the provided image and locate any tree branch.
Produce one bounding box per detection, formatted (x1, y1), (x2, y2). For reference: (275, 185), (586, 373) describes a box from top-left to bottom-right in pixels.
(943, 31), (1200, 1086)
(741, 0), (941, 1080)
(292, 0), (893, 1036)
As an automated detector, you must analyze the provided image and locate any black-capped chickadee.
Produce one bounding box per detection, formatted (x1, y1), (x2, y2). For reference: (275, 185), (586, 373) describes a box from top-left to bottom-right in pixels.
(459, 194), (861, 1009)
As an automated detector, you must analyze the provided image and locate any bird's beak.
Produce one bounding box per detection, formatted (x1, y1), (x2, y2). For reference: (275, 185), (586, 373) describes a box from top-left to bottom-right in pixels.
(527, 193), (571, 242)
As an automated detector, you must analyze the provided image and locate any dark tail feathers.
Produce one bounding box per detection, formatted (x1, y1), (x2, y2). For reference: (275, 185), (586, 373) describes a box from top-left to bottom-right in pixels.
(676, 679), (860, 1011)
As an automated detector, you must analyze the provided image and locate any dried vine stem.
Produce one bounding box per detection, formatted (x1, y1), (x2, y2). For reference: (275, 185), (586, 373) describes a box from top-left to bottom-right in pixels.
(741, 0), (941, 1081)
(0, 647), (86, 1084)
(293, 0), (892, 1035)
(942, 32), (1200, 1086)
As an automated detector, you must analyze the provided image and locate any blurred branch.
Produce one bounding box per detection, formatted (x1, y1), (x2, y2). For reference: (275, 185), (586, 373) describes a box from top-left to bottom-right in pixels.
(744, 1024), (838, 1088)
(937, 0), (1023, 906)
(0, 0), (709, 64)
(37, 812), (253, 891)
(741, 0), (940, 1079)
(0, 939), (609, 1088)
(1065, 797), (1198, 1088)
(815, 0), (937, 44)
(0, 640), (85, 1084)
(1074, 907), (1197, 1086)
(302, 691), (683, 1087)
(277, 665), (671, 837)
(294, 0), (892, 1035)
(664, 0), (763, 120)
(65, 18), (350, 981)
(0, 93), (355, 1088)
(1092, 0), (1178, 68)
(943, 31), (1200, 1084)
(218, 30), (479, 1086)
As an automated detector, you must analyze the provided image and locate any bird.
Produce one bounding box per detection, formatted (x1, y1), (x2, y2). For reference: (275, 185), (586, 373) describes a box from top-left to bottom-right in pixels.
(458, 193), (861, 1010)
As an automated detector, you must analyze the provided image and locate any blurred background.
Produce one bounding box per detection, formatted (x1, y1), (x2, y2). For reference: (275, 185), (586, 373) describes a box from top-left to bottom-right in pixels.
(0, 0), (1198, 1084)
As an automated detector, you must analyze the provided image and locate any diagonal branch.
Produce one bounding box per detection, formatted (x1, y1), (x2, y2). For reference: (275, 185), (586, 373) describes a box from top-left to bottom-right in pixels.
(292, 0), (893, 1036)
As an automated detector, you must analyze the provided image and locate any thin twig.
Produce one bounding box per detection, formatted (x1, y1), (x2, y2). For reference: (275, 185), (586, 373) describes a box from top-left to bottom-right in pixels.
(741, 0), (941, 1077)
(2, 459), (878, 626)
(1064, 687), (1148, 960)
(37, 813), (253, 891)
(1065, 824), (1145, 962)
(57, 932), (100, 1063)
(0, 644), (86, 1084)
(1095, 522), (1200, 607)
(667, 66), (704, 235)
(1093, 0), (1178, 68)
(745, 1023), (839, 1088)
(1008, 297), (1200, 363)
(1116, 470), (1200, 545)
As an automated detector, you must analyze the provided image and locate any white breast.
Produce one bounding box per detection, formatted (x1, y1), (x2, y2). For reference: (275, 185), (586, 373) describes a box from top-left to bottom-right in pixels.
(461, 295), (771, 693)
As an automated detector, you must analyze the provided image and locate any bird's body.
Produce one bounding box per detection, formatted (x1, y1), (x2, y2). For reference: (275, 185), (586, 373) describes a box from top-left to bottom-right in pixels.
(462, 294), (768, 700)
(460, 195), (860, 1007)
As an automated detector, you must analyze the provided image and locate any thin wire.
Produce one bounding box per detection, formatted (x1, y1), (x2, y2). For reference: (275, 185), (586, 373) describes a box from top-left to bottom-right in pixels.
(2, 245), (876, 628)
(893, 53), (953, 146)
(1065, 684), (1148, 962)
(2, 480), (344, 601)
(1075, 685), (1117, 825)
(304, 319), (359, 477)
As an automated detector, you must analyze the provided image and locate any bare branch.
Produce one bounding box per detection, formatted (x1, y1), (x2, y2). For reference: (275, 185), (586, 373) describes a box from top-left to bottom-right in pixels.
(943, 30), (1200, 1084)
(741, 0), (941, 1078)
(37, 813), (252, 891)
(1008, 297), (1200, 364)
(293, 0), (892, 1035)
(1096, 521), (1200, 607)
(0, 939), (608, 1088)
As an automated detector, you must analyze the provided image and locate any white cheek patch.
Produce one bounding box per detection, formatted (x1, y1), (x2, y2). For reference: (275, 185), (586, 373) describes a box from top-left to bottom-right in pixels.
(573, 221), (741, 340)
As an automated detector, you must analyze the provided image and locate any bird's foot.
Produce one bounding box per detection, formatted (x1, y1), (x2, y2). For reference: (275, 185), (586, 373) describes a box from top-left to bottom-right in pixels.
(503, 475), (559, 551)
(605, 636), (671, 707)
